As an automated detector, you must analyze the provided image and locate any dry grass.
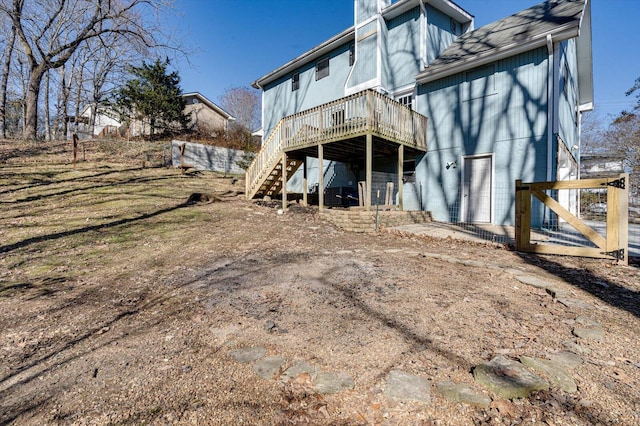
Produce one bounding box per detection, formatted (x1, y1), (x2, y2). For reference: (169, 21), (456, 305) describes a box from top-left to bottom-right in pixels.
(0, 139), (241, 295)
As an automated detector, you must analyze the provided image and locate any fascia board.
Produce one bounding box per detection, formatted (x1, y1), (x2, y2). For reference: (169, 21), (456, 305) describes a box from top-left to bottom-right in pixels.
(415, 25), (580, 85)
(383, 0), (472, 23)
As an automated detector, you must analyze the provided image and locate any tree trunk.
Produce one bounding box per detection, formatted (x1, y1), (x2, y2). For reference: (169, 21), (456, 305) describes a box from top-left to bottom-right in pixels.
(24, 65), (47, 141)
(44, 70), (51, 141)
(0, 27), (16, 139)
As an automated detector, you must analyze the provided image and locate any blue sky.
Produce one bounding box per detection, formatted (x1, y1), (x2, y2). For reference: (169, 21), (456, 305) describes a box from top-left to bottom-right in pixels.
(171, 0), (639, 122)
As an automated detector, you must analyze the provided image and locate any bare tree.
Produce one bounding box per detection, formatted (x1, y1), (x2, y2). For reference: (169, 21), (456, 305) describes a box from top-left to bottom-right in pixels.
(606, 111), (640, 178)
(0, 23), (15, 138)
(218, 86), (261, 133)
(0, 0), (174, 140)
(580, 110), (606, 155)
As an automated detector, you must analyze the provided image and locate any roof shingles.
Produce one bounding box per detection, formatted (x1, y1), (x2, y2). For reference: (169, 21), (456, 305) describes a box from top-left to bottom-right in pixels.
(419, 0), (585, 81)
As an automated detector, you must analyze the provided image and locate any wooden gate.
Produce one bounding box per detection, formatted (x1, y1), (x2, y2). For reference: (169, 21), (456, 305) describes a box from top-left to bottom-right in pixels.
(515, 174), (629, 265)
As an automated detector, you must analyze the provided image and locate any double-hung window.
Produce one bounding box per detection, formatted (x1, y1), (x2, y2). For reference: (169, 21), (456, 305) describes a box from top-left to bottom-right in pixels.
(292, 73), (300, 91)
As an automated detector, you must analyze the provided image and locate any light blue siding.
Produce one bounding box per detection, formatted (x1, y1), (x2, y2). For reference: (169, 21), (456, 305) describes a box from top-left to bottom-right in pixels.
(384, 8), (421, 89)
(426, 5), (459, 64)
(349, 20), (378, 88)
(262, 43), (352, 139)
(558, 39), (580, 156)
(416, 47), (550, 226)
(286, 159), (355, 194)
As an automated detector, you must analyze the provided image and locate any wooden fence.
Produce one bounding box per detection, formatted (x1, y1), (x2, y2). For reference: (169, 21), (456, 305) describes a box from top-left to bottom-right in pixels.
(515, 174), (629, 265)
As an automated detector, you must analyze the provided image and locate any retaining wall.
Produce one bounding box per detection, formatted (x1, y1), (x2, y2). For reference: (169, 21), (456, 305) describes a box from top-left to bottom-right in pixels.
(319, 209), (432, 233)
(172, 140), (246, 175)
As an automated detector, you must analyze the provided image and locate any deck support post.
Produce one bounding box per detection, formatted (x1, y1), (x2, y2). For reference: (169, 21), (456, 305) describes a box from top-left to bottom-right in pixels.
(365, 134), (372, 211)
(302, 157), (308, 207)
(397, 144), (404, 210)
(318, 144), (324, 210)
(281, 151), (288, 211)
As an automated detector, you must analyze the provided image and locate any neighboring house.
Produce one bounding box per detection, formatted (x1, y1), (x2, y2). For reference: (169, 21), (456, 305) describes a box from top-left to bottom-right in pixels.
(580, 153), (625, 179)
(248, 0), (593, 227)
(74, 104), (121, 139)
(75, 92), (234, 138)
(182, 92), (235, 136)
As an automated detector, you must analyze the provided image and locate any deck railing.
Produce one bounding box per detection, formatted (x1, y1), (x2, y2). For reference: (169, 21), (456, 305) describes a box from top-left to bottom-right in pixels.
(246, 89), (428, 199)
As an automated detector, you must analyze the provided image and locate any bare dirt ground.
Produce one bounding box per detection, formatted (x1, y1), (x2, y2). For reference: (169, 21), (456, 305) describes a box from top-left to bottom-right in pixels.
(1, 140), (639, 425)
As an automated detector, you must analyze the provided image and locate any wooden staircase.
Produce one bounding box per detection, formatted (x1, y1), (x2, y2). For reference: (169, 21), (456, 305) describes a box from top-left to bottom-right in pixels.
(257, 158), (303, 198)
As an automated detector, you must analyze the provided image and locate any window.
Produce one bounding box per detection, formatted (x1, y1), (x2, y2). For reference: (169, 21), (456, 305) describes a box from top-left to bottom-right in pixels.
(316, 57), (329, 80)
(450, 18), (458, 35)
(292, 73), (299, 91)
(349, 44), (355, 66)
(397, 94), (413, 110)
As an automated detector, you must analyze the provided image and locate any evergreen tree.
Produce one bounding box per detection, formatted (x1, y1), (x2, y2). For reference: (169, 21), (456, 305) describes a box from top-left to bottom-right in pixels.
(115, 58), (189, 139)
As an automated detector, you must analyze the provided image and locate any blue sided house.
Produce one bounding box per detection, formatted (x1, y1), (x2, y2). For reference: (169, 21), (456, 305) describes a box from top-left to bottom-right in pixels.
(248, 0), (593, 227)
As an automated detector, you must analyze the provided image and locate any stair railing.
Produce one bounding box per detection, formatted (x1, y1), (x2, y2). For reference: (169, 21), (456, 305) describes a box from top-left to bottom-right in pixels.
(246, 120), (284, 198)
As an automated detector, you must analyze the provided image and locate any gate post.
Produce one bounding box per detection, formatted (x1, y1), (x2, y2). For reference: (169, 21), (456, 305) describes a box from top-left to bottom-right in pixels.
(607, 173), (629, 265)
(515, 180), (531, 251)
(619, 173), (629, 265)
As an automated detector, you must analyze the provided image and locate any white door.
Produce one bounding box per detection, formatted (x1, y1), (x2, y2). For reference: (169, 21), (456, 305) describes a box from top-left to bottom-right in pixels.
(463, 156), (492, 223)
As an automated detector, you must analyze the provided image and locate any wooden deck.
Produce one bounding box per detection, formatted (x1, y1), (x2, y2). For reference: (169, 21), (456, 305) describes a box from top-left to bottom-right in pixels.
(246, 89), (428, 201)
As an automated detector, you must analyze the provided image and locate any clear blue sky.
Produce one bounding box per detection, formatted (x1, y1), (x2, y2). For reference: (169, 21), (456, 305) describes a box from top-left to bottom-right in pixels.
(170, 0), (639, 122)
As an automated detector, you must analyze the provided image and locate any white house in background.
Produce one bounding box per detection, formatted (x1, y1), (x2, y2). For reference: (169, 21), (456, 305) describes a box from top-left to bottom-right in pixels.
(75, 92), (235, 139)
(74, 104), (121, 139)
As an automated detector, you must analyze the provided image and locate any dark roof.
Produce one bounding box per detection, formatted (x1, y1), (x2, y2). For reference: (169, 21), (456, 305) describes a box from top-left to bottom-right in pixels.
(417, 0), (587, 83)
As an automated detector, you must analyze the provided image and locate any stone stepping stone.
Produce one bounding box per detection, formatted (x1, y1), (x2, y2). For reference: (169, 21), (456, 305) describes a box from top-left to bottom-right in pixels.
(515, 275), (555, 290)
(282, 361), (321, 381)
(520, 356), (578, 394)
(253, 355), (287, 379)
(474, 355), (548, 399)
(461, 260), (486, 268)
(384, 370), (431, 402)
(575, 315), (602, 328)
(546, 351), (584, 369)
(313, 371), (355, 394)
(562, 339), (592, 355)
(546, 287), (570, 299)
(436, 381), (491, 408)
(572, 327), (605, 342)
(557, 298), (593, 310)
(228, 346), (266, 363)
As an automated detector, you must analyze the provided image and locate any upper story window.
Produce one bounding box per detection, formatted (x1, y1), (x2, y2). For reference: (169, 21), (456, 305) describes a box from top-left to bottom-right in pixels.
(316, 57), (329, 80)
(349, 44), (355, 66)
(450, 18), (459, 35)
(292, 72), (300, 91)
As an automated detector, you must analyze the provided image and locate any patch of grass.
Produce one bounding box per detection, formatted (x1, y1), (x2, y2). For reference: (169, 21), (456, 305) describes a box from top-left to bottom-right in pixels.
(0, 139), (242, 292)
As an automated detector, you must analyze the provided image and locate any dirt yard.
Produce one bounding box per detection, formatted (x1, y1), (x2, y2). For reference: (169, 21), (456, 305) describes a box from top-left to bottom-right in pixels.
(1, 140), (639, 425)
